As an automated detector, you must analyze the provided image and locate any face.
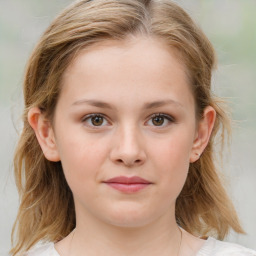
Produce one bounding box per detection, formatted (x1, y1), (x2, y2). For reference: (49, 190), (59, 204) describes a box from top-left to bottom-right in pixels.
(47, 36), (201, 228)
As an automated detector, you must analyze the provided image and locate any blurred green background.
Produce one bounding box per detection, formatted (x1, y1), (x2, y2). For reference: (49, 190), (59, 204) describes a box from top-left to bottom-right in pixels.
(0, 0), (255, 254)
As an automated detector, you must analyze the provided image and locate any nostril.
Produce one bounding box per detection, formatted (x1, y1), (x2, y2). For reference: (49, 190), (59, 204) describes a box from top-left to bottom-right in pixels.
(115, 158), (142, 166)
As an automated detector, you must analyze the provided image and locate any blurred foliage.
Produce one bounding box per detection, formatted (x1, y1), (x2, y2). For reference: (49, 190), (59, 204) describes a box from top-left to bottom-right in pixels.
(197, 0), (256, 127)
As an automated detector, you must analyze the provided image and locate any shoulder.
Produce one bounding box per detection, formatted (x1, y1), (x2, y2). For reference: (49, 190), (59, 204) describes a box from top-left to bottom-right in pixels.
(26, 242), (59, 256)
(197, 237), (256, 256)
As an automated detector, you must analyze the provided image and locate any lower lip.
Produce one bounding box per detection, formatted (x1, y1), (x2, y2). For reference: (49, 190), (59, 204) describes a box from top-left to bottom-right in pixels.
(105, 183), (151, 193)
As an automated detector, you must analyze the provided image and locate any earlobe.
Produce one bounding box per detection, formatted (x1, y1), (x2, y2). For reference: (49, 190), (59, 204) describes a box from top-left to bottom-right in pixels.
(190, 106), (216, 163)
(28, 107), (60, 162)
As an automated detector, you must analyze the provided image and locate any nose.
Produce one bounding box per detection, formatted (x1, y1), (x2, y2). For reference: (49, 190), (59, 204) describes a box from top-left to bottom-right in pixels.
(109, 125), (147, 167)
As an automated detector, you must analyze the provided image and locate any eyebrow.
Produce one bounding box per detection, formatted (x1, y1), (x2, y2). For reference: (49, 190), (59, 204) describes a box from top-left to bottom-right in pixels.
(72, 99), (115, 109)
(143, 100), (183, 109)
(71, 99), (183, 109)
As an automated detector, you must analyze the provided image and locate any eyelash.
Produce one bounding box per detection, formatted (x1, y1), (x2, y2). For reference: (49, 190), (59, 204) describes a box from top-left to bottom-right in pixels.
(81, 113), (109, 128)
(81, 113), (175, 128)
(147, 113), (175, 127)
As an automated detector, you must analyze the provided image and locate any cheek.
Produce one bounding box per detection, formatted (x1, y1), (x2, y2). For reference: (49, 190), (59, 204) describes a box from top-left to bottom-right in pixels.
(150, 131), (194, 192)
(55, 130), (109, 186)
(153, 131), (193, 168)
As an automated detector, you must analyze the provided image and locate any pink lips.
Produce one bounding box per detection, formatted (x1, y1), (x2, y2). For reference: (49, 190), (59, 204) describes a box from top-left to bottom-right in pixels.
(103, 176), (152, 193)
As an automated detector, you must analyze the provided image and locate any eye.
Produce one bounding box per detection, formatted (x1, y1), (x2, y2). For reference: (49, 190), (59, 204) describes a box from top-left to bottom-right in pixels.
(146, 113), (175, 127)
(82, 114), (109, 127)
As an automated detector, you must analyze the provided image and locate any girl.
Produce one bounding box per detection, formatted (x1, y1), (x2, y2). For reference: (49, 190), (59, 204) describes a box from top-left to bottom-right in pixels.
(11, 0), (256, 255)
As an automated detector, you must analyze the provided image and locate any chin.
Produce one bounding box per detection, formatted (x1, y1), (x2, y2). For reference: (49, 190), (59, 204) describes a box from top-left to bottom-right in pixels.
(106, 217), (153, 229)
(101, 206), (157, 228)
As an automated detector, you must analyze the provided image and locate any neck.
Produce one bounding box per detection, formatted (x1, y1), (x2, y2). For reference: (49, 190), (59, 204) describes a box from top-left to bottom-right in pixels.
(71, 210), (181, 256)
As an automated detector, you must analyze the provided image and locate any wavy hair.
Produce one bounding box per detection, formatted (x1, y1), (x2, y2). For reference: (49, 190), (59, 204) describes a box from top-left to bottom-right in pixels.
(11, 0), (244, 255)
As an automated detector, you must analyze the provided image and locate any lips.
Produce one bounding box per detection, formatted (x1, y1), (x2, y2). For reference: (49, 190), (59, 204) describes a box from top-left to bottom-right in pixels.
(104, 176), (151, 184)
(103, 176), (152, 193)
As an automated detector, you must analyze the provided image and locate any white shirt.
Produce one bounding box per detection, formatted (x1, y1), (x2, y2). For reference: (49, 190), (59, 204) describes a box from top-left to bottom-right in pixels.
(26, 237), (256, 256)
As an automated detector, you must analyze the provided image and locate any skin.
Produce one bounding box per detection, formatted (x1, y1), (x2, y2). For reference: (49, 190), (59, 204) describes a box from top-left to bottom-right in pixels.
(28, 36), (216, 256)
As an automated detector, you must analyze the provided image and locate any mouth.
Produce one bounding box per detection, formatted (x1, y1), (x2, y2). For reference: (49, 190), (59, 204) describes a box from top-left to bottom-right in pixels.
(103, 176), (152, 193)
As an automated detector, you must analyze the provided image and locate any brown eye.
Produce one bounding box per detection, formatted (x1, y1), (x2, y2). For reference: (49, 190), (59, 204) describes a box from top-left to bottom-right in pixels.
(146, 113), (174, 127)
(152, 116), (164, 126)
(91, 115), (104, 126)
(82, 114), (108, 128)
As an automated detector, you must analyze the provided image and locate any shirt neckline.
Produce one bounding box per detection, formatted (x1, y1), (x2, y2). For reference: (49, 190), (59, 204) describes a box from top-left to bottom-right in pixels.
(196, 237), (216, 255)
(50, 237), (214, 256)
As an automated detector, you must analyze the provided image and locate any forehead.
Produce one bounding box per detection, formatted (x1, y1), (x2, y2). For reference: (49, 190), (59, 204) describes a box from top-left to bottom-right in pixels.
(66, 35), (186, 71)
(60, 36), (194, 110)
(65, 35), (188, 78)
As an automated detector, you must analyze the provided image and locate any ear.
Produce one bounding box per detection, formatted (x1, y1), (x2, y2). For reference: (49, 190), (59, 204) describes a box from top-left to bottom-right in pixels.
(190, 106), (216, 163)
(28, 107), (60, 162)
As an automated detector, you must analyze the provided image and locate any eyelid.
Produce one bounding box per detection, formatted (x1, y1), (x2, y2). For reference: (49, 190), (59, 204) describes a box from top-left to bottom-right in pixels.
(81, 113), (103, 121)
(81, 113), (111, 128)
(80, 112), (175, 129)
(145, 113), (176, 127)
(150, 113), (175, 121)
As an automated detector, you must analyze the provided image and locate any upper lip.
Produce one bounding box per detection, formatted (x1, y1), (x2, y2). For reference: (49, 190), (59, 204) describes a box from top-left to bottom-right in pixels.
(103, 176), (152, 184)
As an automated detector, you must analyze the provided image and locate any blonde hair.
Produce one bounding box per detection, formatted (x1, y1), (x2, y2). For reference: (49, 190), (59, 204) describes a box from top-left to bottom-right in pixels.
(11, 0), (244, 255)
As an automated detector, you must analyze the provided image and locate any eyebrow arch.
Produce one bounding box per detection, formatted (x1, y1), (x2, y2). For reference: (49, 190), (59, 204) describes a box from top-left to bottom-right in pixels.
(72, 99), (115, 109)
(143, 99), (183, 109)
(71, 99), (183, 109)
